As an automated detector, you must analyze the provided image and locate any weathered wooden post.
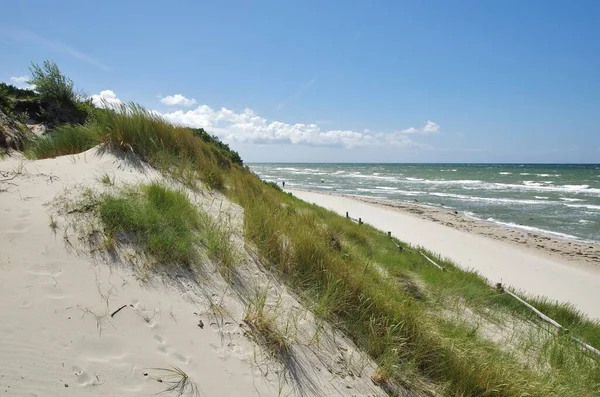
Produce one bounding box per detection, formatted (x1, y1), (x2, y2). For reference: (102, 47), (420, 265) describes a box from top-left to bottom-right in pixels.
(358, 217), (362, 225)
(387, 231), (391, 238)
(346, 211), (349, 218)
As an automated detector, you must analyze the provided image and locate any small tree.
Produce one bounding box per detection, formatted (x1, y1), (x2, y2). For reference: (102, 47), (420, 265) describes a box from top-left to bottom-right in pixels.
(28, 60), (91, 126)
(29, 60), (76, 104)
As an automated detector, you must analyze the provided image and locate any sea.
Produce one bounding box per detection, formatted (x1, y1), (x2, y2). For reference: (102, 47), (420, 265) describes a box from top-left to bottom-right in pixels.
(249, 163), (600, 243)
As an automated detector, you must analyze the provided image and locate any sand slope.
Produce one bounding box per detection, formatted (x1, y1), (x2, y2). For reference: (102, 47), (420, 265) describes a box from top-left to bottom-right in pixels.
(0, 149), (386, 396)
(291, 189), (600, 320)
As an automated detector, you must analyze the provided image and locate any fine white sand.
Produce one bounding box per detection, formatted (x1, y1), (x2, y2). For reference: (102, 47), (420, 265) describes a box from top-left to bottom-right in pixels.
(0, 149), (385, 396)
(291, 189), (600, 320)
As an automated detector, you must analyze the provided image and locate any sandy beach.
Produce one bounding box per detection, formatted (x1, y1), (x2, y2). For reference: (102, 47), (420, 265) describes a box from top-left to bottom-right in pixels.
(0, 151), (385, 396)
(290, 189), (600, 320)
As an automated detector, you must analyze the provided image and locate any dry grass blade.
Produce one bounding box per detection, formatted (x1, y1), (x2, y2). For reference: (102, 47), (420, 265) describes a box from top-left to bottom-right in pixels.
(152, 366), (202, 397)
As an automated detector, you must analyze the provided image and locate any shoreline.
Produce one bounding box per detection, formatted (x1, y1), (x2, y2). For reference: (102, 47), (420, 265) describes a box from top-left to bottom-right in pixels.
(289, 188), (600, 319)
(290, 188), (600, 269)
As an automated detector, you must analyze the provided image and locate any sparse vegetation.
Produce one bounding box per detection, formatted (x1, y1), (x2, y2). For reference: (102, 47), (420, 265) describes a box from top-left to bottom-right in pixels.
(9, 60), (600, 395)
(244, 289), (291, 359)
(99, 173), (114, 186)
(152, 366), (201, 397)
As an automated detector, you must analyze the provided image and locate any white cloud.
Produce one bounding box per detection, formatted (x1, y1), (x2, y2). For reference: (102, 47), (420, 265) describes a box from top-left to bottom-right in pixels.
(90, 89), (438, 150)
(400, 120), (440, 135)
(91, 90), (123, 108)
(160, 94), (197, 107)
(9, 76), (34, 89)
(161, 104), (435, 149)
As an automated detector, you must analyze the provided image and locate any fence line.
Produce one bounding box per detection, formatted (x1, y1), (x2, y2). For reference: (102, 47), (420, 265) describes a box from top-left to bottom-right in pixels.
(347, 211), (600, 358)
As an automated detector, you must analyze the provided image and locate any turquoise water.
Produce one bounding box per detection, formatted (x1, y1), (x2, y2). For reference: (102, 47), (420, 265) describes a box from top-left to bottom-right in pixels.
(249, 163), (600, 242)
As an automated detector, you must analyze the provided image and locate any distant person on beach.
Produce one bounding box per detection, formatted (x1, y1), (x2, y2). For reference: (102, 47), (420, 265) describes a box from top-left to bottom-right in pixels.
(282, 181), (285, 188)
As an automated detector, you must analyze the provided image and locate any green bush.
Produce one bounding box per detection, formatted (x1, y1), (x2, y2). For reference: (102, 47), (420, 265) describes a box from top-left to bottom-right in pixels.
(28, 60), (91, 125)
(190, 127), (243, 166)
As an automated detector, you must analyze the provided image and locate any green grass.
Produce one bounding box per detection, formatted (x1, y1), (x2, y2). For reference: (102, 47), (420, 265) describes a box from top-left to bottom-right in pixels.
(27, 123), (101, 159)
(229, 169), (600, 396)
(96, 182), (238, 274)
(27, 103), (238, 191)
(30, 100), (600, 395)
(98, 183), (202, 266)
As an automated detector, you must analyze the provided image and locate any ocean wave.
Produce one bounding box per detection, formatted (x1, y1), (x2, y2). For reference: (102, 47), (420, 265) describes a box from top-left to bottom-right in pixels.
(560, 197), (585, 202)
(355, 188), (424, 196)
(535, 196), (550, 199)
(499, 172), (512, 175)
(347, 174), (399, 181)
(428, 192), (548, 205)
(475, 182), (600, 195)
(565, 203), (600, 211)
(406, 178), (483, 185)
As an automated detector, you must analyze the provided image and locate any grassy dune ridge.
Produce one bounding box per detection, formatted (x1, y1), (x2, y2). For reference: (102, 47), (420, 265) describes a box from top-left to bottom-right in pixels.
(27, 103), (600, 395)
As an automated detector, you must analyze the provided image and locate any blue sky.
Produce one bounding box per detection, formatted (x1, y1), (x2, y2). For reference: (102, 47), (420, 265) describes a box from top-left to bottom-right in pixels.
(2, 1), (599, 163)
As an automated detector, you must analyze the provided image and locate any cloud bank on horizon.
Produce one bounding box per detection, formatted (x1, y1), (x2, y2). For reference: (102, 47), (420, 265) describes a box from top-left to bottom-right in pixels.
(89, 90), (439, 150)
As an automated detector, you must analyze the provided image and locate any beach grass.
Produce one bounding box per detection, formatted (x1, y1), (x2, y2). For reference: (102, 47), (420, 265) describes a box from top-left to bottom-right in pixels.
(243, 289), (292, 360)
(27, 123), (101, 159)
(33, 101), (600, 395)
(98, 183), (203, 267)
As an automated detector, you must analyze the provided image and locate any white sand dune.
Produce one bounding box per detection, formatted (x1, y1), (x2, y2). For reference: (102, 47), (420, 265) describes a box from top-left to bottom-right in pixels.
(291, 189), (600, 320)
(0, 149), (385, 396)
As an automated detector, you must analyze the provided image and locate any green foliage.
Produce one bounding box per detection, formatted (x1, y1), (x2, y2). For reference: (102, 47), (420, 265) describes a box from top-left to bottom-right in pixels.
(28, 60), (91, 125)
(229, 168), (600, 396)
(29, 60), (76, 104)
(263, 180), (283, 192)
(0, 82), (39, 117)
(98, 183), (202, 266)
(189, 128), (243, 166)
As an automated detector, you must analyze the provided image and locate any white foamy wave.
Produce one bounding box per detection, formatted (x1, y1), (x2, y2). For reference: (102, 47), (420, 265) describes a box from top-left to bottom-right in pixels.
(332, 170), (345, 175)
(579, 219), (593, 224)
(375, 186), (398, 191)
(406, 178), (483, 186)
(535, 196), (550, 200)
(347, 173), (398, 182)
(520, 173), (531, 175)
(429, 192), (548, 205)
(560, 198), (585, 202)
(475, 182), (600, 195)
(276, 167), (301, 171)
(485, 218), (580, 240)
(565, 203), (600, 211)
(499, 172), (512, 175)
